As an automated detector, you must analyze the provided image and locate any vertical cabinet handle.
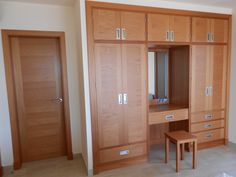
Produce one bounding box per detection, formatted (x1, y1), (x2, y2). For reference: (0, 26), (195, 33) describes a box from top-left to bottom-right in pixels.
(121, 28), (126, 40)
(118, 94), (123, 104)
(211, 33), (214, 42)
(209, 86), (213, 96)
(166, 31), (169, 41)
(205, 87), (209, 96)
(207, 33), (211, 42)
(116, 28), (121, 40)
(170, 31), (174, 41)
(123, 93), (128, 104)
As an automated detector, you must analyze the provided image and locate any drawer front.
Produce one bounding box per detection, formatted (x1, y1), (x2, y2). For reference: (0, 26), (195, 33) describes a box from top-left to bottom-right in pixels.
(191, 120), (225, 133)
(191, 110), (225, 123)
(149, 109), (188, 125)
(193, 128), (224, 143)
(99, 142), (147, 163)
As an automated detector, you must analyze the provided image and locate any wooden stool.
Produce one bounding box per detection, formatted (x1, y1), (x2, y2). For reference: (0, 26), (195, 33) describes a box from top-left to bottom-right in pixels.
(165, 131), (197, 172)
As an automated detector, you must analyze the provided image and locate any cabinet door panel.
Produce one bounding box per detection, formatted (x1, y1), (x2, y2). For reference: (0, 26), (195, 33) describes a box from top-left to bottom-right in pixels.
(121, 11), (146, 41)
(211, 19), (228, 43)
(192, 17), (211, 42)
(93, 9), (120, 40)
(208, 46), (227, 110)
(94, 43), (124, 148)
(191, 46), (210, 113)
(148, 14), (169, 42)
(170, 15), (190, 42)
(122, 44), (147, 143)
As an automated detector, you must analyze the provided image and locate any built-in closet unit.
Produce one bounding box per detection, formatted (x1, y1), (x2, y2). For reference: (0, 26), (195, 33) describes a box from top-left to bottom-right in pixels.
(86, 1), (231, 173)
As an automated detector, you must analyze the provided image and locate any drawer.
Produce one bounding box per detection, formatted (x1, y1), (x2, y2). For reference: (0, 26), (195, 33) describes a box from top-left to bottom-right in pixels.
(191, 110), (225, 123)
(99, 142), (147, 163)
(193, 128), (224, 143)
(191, 119), (225, 133)
(149, 109), (188, 125)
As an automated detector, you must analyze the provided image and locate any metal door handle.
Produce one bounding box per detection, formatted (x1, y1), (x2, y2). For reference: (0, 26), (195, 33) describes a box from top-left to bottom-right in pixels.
(118, 94), (123, 105)
(211, 33), (214, 42)
(123, 93), (128, 104)
(205, 114), (213, 120)
(51, 98), (63, 103)
(205, 87), (209, 96)
(204, 124), (212, 129)
(116, 28), (121, 40)
(166, 31), (169, 41)
(170, 31), (174, 41)
(207, 33), (211, 42)
(121, 28), (126, 40)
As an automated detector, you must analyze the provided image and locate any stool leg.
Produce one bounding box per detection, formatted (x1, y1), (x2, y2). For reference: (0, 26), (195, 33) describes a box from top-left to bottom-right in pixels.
(193, 141), (197, 169)
(181, 143), (184, 160)
(176, 143), (180, 172)
(165, 136), (169, 163)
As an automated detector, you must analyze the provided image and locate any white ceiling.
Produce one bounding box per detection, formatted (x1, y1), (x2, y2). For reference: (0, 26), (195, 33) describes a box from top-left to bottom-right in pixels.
(0, 0), (75, 6)
(0, 0), (235, 8)
(163, 0), (236, 8)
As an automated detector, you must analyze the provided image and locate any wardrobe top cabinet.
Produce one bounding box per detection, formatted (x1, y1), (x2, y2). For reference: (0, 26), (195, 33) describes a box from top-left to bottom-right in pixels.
(93, 8), (146, 41)
(148, 14), (191, 42)
(192, 17), (229, 43)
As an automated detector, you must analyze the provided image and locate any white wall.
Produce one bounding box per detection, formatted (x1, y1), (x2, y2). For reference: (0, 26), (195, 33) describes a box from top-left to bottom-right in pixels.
(229, 8), (236, 143)
(0, 1), (82, 166)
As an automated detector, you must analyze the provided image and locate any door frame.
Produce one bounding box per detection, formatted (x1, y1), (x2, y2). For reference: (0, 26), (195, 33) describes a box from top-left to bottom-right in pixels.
(1, 30), (73, 170)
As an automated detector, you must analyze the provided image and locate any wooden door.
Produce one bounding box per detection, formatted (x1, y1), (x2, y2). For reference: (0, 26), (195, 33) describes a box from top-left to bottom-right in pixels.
(94, 43), (124, 149)
(148, 14), (170, 42)
(170, 15), (190, 42)
(93, 8), (121, 40)
(211, 19), (228, 43)
(121, 11), (146, 41)
(208, 45), (227, 110)
(122, 44), (147, 143)
(192, 17), (211, 42)
(191, 45), (210, 113)
(11, 37), (66, 162)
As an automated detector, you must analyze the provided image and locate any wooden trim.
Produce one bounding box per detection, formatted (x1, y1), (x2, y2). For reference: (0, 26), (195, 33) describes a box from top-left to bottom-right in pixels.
(0, 153), (2, 177)
(1, 29), (73, 169)
(225, 16), (232, 145)
(87, 1), (231, 19)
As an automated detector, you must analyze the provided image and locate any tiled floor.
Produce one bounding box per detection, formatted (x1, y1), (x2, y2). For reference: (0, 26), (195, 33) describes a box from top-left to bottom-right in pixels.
(4, 143), (236, 177)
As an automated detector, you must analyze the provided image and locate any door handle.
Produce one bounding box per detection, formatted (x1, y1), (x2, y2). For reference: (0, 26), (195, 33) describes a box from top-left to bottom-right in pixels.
(116, 28), (121, 40)
(123, 93), (128, 104)
(166, 31), (169, 41)
(51, 98), (63, 103)
(121, 28), (126, 40)
(205, 87), (209, 96)
(207, 33), (211, 42)
(211, 33), (214, 42)
(170, 31), (174, 41)
(118, 94), (123, 105)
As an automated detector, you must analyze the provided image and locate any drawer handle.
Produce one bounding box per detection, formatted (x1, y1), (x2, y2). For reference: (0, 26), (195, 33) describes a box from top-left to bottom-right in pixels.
(205, 133), (213, 139)
(165, 115), (174, 121)
(119, 150), (129, 156)
(204, 124), (212, 129)
(205, 114), (213, 120)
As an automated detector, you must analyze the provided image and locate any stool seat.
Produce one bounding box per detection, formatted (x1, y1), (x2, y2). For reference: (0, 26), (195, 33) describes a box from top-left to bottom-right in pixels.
(165, 130), (197, 172)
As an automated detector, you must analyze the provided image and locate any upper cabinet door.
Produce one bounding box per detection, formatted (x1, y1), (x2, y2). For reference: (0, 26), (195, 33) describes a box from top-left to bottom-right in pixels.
(93, 9), (121, 40)
(122, 44), (147, 144)
(169, 15), (191, 42)
(191, 45), (210, 113)
(121, 11), (146, 41)
(94, 43), (124, 149)
(211, 19), (228, 43)
(208, 46), (227, 110)
(192, 17), (211, 42)
(148, 14), (170, 42)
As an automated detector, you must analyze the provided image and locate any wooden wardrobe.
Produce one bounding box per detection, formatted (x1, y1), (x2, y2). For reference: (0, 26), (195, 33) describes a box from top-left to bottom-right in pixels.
(86, 1), (231, 173)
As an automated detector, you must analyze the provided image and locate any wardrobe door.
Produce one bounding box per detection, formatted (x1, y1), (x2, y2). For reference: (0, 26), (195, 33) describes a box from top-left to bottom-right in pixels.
(211, 19), (228, 43)
(169, 15), (191, 42)
(148, 14), (170, 42)
(191, 45), (210, 113)
(121, 11), (146, 41)
(208, 45), (227, 110)
(122, 44), (147, 143)
(93, 9), (121, 40)
(94, 43), (124, 148)
(192, 17), (211, 42)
